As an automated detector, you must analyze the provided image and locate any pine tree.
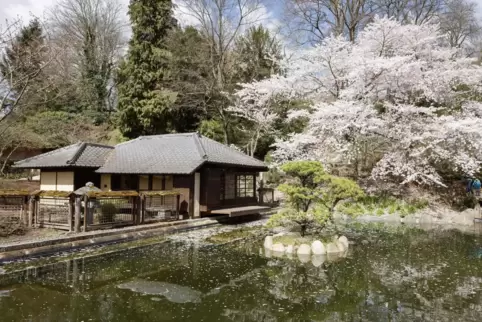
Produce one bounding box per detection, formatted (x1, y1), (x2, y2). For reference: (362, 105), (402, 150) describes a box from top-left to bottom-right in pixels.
(116, 0), (176, 138)
(0, 20), (44, 88)
(234, 26), (282, 83)
(0, 19), (46, 118)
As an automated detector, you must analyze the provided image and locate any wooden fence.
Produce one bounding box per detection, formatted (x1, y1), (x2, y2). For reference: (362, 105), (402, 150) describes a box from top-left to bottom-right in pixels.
(0, 190), (30, 230)
(0, 189), (183, 232)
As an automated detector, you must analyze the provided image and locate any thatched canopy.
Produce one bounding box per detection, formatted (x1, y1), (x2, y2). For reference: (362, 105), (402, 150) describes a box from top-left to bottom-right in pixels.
(74, 185), (102, 196)
(86, 190), (139, 198)
(0, 189), (30, 196)
(31, 190), (74, 198)
(139, 190), (182, 197)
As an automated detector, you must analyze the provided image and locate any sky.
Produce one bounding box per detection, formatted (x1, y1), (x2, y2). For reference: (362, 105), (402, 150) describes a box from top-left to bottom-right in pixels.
(0, 0), (283, 33)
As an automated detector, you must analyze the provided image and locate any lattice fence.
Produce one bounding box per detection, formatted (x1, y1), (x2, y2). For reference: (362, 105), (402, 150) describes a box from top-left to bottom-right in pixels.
(143, 195), (179, 222)
(37, 196), (72, 229)
(86, 196), (137, 228)
(0, 196), (26, 222)
(140, 191), (181, 223)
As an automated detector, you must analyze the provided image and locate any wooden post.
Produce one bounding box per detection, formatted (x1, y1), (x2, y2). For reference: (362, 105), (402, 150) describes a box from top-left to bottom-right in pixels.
(67, 195), (73, 232)
(176, 194), (181, 220)
(83, 195), (88, 232)
(28, 196), (35, 228)
(74, 196), (81, 233)
(131, 196), (135, 224)
(141, 195), (145, 224)
(194, 172), (200, 218)
(22, 196), (28, 225)
(35, 196), (39, 228)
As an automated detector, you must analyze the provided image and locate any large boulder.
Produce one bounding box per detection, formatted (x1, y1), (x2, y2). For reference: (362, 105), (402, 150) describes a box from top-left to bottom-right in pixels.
(272, 243), (285, 253)
(311, 240), (326, 255)
(326, 242), (340, 254)
(297, 244), (311, 256)
(285, 245), (294, 254)
(336, 241), (346, 252)
(338, 236), (349, 249)
(311, 255), (325, 267)
(297, 253), (310, 263)
(264, 248), (272, 258)
(264, 236), (273, 249)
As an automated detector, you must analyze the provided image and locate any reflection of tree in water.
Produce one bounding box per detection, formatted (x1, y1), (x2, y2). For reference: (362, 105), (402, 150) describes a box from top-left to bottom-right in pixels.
(0, 228), (482, 321)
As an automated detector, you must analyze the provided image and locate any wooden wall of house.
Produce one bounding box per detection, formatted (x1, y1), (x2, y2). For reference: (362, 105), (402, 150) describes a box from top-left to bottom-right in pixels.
(40, 167), (100, 191)
(73, 168), (101, 190)
(199, 165), (263, 212)
(173, 174), (194, 217)
(200, 168), (223, 211)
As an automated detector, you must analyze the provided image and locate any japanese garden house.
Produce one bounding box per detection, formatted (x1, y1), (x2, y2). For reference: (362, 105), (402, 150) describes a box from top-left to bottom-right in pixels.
(14, 133), (269, 218)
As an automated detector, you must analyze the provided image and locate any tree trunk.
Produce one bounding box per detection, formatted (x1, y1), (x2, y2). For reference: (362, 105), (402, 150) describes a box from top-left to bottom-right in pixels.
(300, 224), (306, 237)
(0, 145), (19, 175)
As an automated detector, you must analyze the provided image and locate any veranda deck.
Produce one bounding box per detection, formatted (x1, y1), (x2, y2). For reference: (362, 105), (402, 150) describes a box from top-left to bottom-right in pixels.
(210, 205), (271, 217)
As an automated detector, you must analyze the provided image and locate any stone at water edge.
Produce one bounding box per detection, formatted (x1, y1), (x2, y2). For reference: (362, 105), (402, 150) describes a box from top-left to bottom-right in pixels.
(326, 243), (340, 254)
(335, 241), (346, 252)
(311, 240), (326, 255)
(285, 245), (294, 254)
(272, 243), (285, 253)
(338, 236), (349, 249)
(297, 253), (311, 263)
(312, 255), (325, 267)
(297, 244), (311, 255)
(264, 248), (272, 258)
(264, 236), (273, 249)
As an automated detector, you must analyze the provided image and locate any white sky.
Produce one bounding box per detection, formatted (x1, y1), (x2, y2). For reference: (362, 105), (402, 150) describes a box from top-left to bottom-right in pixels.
(0, 0), (281, 32)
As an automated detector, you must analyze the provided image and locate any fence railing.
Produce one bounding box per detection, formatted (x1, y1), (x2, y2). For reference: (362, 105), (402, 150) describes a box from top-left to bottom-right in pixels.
(0, 191), (30, 229)
(140, 191), (181, 223)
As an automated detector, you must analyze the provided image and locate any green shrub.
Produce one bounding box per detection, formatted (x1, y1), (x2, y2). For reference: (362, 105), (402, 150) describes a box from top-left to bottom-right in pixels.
(0, 218), (27, 237)
(407, 205), (418, 214)
(376, 208), (385, 216)
(387, 205), (397, 214)
(99, 202), (117, 223)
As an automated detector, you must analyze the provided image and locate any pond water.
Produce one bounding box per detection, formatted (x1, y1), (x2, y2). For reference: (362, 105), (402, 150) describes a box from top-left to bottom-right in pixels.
(1, 225), (482, 321)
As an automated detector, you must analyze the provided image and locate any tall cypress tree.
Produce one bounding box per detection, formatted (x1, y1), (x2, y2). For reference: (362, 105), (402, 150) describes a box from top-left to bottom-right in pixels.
(116, 0), (176, 138)
(0, 19), (46, 117)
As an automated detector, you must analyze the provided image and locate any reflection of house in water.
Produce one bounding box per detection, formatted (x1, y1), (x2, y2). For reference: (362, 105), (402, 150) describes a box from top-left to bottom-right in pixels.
(0, 242), (267, 298)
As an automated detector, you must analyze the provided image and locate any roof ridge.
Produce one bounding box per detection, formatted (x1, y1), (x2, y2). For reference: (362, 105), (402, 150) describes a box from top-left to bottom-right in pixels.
(140, 133), (197, 139)
(192, 133), (208, 160)
(14, 142), (83, 166)
(115, 137), (141, 147)
(84, 142), (114, 149)
(67, 142), (87, 165)
(202, 136), (265, 163)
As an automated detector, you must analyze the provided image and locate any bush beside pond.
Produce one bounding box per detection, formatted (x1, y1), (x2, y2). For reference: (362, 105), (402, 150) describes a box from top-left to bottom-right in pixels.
(337, 195), (429, 218)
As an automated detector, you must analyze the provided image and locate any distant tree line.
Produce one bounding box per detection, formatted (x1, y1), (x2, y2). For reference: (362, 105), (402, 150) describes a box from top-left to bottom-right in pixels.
(0, 0), (481, 175)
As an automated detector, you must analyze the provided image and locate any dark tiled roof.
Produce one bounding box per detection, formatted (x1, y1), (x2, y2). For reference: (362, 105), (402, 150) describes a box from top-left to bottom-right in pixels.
(96, 133), (266, 174)
(13, 143), (114, 169)
(199, 136), (267, 168)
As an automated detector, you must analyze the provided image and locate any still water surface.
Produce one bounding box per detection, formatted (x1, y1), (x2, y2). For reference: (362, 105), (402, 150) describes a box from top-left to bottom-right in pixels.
(1, 225), (482, 321)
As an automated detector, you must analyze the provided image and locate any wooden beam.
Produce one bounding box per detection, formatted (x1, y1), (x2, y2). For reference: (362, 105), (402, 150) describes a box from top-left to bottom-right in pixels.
(28, 197), (35, 228)
(68, 196), (73, 232)
(194, 172), (201, 218)
(83, 195), (88, 232)
(74, 197), (81, 233)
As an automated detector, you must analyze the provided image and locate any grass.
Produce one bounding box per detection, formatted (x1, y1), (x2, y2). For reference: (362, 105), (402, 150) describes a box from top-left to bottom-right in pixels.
(205, 227), (260, 244)
(337, 195), (429, 217)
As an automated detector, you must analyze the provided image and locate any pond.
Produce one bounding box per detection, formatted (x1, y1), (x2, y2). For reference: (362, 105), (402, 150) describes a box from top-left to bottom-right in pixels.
(1, 224), (482, 321)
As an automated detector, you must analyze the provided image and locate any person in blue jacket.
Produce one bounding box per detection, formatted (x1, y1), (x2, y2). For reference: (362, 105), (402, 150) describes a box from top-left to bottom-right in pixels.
(468, 177), (481, 196)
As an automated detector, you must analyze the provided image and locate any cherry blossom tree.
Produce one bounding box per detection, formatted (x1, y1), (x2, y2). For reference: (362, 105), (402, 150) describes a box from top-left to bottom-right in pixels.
(248, 16), (482, 187)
